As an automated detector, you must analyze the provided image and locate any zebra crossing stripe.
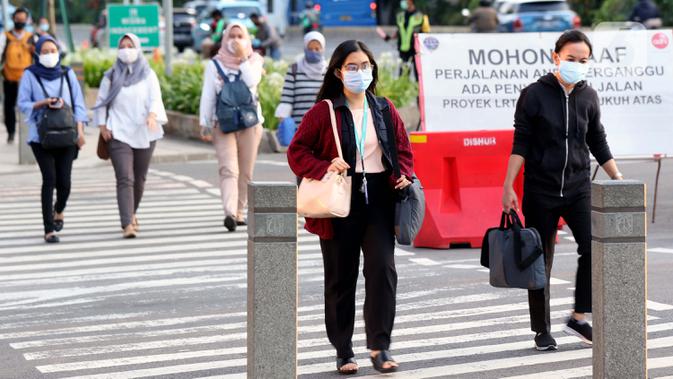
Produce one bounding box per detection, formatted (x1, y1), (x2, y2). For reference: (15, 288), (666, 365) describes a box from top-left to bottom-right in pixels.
(501, 346), (673, 379)
(30, 330), (673, 376)
(58, 360), (247, 379)
(0, 234), (318, 257)
(11, 290), (515, 353)
(354, 336), (673, 379)
(0, 194), (215, 210)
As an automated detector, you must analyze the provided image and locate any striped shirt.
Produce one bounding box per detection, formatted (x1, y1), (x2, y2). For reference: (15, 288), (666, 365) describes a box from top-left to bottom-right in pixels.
(275, 64), (324, 125)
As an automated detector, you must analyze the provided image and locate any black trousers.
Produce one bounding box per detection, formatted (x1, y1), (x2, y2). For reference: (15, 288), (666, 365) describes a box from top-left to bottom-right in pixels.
(522, 191), (592, 333)
(399, 50), (419, 81)
(3, 80), (19, 137)
(30, 143), (78, 234)
(319, 172), (397, 359)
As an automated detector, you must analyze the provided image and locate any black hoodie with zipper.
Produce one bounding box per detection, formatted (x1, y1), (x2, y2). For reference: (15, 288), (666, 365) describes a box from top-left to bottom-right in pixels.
(512, 73), (613, 198)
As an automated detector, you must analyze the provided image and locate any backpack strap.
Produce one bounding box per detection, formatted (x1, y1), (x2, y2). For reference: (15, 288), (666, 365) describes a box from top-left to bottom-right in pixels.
(34, 68), (76, 114)
(34, 74), (52, 99)
(62, 67), (75, 113)
(212, 59), (233, 84)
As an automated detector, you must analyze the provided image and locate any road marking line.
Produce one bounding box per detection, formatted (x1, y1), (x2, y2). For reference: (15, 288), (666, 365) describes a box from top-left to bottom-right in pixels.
(256, 159), (289, 166)
(0, 203), (224, 222)
(0, 276), (246, 313)
(409, 258), (440, 266)
(0, 234), (317, 258)
(12, 294), (531, 357)
(0, 209), (227, 229)
(189, 180), (213, 188)
(648, 300), (673, 311)
(502, 354), (673, 379)
(444, 264), (482, 269)
(38, 335), (589, 373)
(58, 360), (248, 379)
(650, 248), (673, 254)
(354, 336), (673, 379)
(0, 194), (217, 212)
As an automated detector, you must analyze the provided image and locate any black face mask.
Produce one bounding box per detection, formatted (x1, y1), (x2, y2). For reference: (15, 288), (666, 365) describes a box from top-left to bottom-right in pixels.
(14, 22), (26, 30)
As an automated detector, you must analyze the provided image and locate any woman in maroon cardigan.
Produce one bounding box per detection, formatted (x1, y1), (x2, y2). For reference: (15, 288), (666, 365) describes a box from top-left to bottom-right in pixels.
(287, 40), (414, 375)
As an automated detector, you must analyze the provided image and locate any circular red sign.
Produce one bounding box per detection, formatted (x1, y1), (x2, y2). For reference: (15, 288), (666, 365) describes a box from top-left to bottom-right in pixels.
(652, 32), (669, 49)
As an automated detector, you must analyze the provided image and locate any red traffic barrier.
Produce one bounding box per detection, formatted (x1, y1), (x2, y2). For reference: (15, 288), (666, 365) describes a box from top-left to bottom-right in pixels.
(410, 130), (523, 249)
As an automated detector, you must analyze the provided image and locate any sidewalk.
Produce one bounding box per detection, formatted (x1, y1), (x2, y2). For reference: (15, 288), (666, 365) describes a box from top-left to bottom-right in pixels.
(0, 125), (217, 175)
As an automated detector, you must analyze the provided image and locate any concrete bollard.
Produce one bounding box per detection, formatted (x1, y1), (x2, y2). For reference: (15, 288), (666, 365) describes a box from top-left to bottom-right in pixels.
(247, 182), (298, 379)
(17, 110), (36, 165)
(591, 180), (647, 379)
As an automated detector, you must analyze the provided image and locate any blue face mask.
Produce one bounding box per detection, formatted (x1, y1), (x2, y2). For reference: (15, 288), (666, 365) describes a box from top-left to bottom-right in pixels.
(558, 60), (588, 84)
(343, 69), (373, 94)
(304, 49), (323, 63)
(39, 23), (50, 32)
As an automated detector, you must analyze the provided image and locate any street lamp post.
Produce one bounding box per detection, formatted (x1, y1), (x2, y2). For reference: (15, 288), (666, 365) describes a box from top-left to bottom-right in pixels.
(163, 0), (173, 76)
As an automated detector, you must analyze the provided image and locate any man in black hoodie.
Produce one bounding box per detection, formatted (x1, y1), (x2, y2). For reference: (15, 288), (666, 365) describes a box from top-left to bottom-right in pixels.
(502, 30), (624, 351)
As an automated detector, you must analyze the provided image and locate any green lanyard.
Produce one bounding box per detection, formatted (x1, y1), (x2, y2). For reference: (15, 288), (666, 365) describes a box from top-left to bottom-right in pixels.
(350, 97), (370, 204)
(353, 96), (369, 169)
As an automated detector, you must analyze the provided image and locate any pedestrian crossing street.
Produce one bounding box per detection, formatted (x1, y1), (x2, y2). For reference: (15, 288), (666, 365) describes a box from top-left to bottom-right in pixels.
(0, 166), (672, 378)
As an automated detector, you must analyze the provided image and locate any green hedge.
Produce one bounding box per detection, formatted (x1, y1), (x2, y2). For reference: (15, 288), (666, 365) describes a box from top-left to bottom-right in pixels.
(79, 50), (419, 129)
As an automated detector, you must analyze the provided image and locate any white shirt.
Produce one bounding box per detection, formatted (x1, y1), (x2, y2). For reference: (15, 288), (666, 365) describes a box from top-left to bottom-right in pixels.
(94, 71), (168, 149)
(199, 59), (264, 128)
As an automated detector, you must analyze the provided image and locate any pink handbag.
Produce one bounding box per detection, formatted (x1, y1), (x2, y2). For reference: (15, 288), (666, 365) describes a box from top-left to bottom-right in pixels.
(297, 100), (352, 218)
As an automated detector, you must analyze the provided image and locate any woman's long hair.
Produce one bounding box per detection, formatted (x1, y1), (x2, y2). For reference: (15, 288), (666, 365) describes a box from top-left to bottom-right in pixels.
(316, 40), (378, 101)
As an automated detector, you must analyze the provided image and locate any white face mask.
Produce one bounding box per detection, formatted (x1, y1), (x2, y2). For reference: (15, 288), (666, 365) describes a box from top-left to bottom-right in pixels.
(118, 48), (139, 64)
(39, 52), (59, 68)
(227, 39), (248, 54)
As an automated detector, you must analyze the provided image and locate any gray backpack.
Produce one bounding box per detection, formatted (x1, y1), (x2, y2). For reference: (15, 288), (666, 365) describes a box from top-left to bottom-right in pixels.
(481, 211), (546, 290)
(212, 59), (259, 133)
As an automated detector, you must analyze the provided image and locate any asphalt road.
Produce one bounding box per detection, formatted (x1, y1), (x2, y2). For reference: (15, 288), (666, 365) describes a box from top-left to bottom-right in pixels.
(0, 153), (671, 378)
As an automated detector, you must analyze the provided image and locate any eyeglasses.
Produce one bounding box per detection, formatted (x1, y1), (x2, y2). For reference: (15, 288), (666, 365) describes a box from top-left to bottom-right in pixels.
(342, 63), (373, 72)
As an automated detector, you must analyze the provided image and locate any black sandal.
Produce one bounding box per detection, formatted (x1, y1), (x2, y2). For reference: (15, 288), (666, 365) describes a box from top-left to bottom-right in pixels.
(336, 357), (358, 375)
(370, 350), (398, 373)
(44, 234), (60, 243)
(53, 219), (64, 232)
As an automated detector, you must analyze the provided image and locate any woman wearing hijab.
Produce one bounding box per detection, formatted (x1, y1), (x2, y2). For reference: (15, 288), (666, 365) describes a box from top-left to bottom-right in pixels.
(275, 31), (327, 125)
(94, 33), (168, 239)
(199, 22), (265, 232)
(17, 35), (88, 243)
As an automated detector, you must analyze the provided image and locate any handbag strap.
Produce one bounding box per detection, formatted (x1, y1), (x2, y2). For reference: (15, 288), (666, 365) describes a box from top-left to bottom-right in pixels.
(381, 100), (402, 178)
(323, 99), (344, 161)
(509, 210), (544, 270)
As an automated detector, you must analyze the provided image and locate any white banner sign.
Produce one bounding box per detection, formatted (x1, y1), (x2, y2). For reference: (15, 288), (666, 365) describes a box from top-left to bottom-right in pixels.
(417, 31), (673, 156)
